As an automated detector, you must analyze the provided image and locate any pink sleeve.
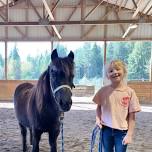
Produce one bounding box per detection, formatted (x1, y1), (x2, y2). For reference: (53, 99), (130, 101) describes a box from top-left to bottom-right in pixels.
(129, 89), (141, 113)
(92, 91), (100, 105)
(92, 89), (102, 105)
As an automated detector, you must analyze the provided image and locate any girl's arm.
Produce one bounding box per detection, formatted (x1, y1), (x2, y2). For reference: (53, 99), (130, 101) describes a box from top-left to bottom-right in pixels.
(122, 112), (135, 145)
(96, 105), (102, 128)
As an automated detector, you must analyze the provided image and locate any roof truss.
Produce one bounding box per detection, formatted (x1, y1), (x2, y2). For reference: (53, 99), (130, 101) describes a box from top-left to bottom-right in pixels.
(0, 0), (151, 41)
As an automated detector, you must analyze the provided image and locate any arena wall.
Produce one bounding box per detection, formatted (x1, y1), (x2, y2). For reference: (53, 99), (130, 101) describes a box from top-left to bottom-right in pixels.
(0, 80), (151, 103)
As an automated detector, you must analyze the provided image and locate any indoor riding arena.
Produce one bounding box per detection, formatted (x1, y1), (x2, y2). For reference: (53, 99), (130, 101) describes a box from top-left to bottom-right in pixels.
(0, 0), (152, 152)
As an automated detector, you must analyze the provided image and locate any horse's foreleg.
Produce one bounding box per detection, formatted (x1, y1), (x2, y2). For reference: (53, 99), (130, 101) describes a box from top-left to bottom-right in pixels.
(32, 129), (42, 152)
(48, 129), (60, 152)
(19, 123), (27, 152)
(29, 128), (33, 145)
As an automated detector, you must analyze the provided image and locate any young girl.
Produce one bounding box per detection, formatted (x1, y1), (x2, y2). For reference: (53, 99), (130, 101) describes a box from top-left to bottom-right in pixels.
(93, 60), (141, 152)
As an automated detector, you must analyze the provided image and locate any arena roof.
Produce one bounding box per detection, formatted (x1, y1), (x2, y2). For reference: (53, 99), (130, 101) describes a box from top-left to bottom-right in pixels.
(0, 0), (152, 41)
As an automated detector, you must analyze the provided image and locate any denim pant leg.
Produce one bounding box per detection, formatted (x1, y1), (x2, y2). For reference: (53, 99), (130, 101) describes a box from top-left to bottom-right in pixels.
(114, 129), (128, 152)
(102, 127), (114, 152)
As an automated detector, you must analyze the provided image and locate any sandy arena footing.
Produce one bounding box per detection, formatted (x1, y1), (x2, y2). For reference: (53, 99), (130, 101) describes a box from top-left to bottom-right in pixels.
(0, 97), (152, 152)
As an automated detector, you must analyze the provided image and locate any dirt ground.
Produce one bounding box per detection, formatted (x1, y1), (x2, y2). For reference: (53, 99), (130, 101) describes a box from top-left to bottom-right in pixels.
(0, 97), (152, 152)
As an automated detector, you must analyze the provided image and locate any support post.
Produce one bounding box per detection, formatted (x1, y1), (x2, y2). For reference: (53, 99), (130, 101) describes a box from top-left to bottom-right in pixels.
(4, 41), (7, 80)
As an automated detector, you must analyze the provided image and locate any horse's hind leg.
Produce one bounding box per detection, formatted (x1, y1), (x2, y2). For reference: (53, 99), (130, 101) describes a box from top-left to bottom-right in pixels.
(19, 123), (27, 152)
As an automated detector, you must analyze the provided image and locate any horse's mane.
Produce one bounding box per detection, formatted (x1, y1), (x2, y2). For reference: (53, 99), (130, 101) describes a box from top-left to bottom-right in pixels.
(29, 69), (51, 112)
(36, 69), (50, 96)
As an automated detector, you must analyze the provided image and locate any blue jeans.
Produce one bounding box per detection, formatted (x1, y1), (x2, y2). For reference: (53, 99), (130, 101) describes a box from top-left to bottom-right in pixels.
(102, 126), (128, 152)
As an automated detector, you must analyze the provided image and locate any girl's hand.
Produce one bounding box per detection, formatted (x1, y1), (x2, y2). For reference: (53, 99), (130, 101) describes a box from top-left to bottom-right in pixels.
(122, 134), (132, 145)
(96, 117), (102, 128)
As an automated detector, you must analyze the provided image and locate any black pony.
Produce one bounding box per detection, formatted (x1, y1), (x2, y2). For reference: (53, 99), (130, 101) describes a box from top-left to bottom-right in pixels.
(14, 49), (75, 152)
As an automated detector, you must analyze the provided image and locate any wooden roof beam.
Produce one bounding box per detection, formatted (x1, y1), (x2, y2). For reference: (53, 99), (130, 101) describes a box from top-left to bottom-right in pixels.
(113, 10), (125, 33)
(6, 0), (9, 22)
(132, 0), (137, 9)
(123, 0), (128, 8)
(0, 19), (151, 26)
(81, 6), (112, 39)
(0, 10), (26, 37)
(103, 6), (108, 40)
(119, 0), (127, 11)
(28, 0), (52, 37)
(122, 0), (142, 38)
(0, 0), (5, 5)
(83, 0), (104, 20)
(143, 0), (152, 14)
(25, 0), (29, 39)
(80, 0), (85, 38)
(124, 0), (152, 39)
(59, 1), (81, 34)
(41, 0), (62, 39)
(46, 0), (60, 19)
(132, 0), (142, 18)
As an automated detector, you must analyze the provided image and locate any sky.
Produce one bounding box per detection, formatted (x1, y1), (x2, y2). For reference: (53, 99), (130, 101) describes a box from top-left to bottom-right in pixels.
(0, 41), (103, 59)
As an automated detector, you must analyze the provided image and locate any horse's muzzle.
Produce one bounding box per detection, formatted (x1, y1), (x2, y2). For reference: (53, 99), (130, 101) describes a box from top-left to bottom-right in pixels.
(59, 99), (72, 112)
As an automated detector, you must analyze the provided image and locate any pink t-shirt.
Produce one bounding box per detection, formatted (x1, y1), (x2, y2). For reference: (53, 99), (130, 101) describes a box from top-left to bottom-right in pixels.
(93, 85), (141, 130)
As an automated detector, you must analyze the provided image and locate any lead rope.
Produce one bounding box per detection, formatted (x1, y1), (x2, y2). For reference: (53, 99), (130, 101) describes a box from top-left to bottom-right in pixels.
(90, 125), (102, 152)
(60, 112), (64, 152)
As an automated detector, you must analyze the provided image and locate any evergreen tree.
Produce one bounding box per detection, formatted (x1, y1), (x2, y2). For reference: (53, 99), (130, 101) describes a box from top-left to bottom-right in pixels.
(21, 50), (51, 80)
(55, 44), (67, 57)
(106, 42), (115, 62)
(107, 42), (133, 64)
(8, 44), (21, 79)
(0, 54), (4, 79)
(128, 42), (151, 80)
(74, 42), (103, 79)
(89, 43), (103, 78)
(115, 42), (133, 64)
(0, 54), (4, 67)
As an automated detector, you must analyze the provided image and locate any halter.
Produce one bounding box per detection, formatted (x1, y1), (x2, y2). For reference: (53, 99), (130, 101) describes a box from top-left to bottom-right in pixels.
(49, 76), (72, 98)
(53, 85), (72, 95)
(50, 83), (72, 97)
(48, 65), (72, 97)
(49, 80), (71, 152)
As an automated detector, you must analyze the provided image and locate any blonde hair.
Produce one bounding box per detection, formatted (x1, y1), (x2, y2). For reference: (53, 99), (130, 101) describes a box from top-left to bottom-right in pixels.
(103, 60), (127, 85)
(110, 60), (127, 76)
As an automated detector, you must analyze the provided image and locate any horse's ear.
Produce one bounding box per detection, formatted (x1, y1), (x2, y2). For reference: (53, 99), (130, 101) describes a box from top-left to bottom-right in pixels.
(51, 49), (58, 61)
(68, 51), (74, 61)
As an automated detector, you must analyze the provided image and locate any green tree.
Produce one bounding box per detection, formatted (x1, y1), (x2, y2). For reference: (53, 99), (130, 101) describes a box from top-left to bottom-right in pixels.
(55, 44), (67, 57)
(114, 42), (133, 64)
(89, 43), (103, 78)
(106, 42), (115, 62)
(75, 42), (103, 79)
(8, 44), (21, 79)
(0, 54), (4, 79)
(26, 54), (41, 79)
(128, 42), (151, 80)
(107, 42), (134, 64)
(74, 42), (91, 79)
(23, 50), (51, 80)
